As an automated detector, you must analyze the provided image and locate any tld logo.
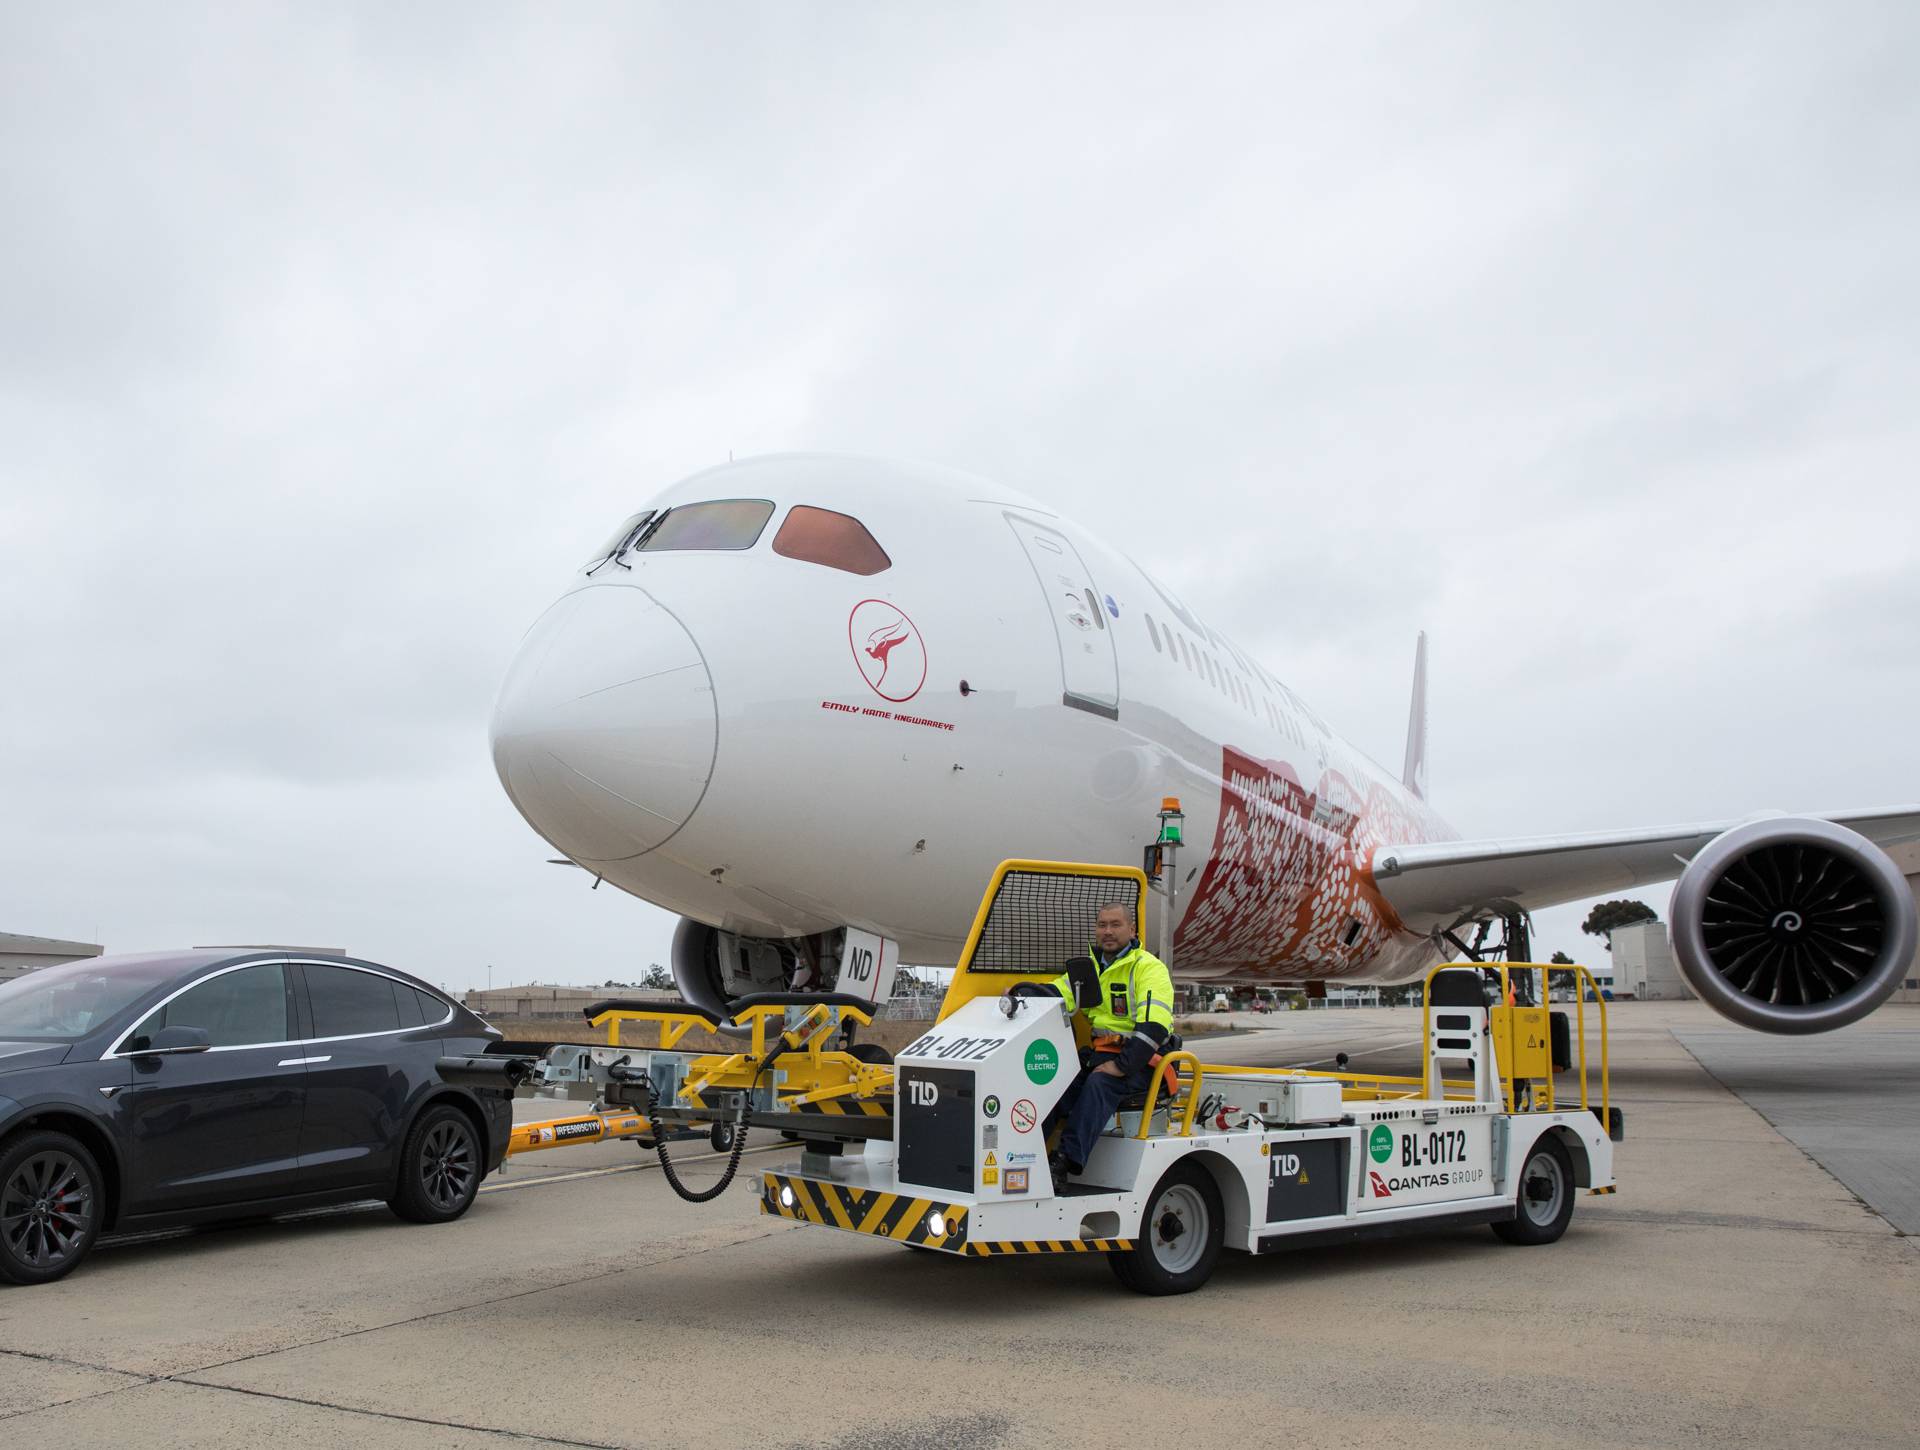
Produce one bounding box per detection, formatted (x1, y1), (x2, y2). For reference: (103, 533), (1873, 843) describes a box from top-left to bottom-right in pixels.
(1275, 1153), (1301, 1177)
(908, 1079), (940, 1107)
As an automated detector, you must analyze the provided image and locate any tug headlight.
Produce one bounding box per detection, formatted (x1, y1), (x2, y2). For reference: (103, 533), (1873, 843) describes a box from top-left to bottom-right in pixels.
(780, 1185), (796, 1209)
(927, 1211), (947, 1238)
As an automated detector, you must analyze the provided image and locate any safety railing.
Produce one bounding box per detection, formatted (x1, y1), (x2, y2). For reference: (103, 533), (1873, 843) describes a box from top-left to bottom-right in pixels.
(1130, 1056), (1496, 1141)
(583, 997), (893, 1111)
(1419, 962), (1610, 1124)
(1130, 962), (1617, 1144)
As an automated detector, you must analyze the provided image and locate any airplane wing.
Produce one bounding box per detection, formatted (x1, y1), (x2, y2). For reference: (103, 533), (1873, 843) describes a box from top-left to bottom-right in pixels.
(1371, 805), (1920, 933)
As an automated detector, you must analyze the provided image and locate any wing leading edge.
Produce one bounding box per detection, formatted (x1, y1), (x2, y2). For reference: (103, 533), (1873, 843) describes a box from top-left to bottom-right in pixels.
(1370, 805), (1920, 934)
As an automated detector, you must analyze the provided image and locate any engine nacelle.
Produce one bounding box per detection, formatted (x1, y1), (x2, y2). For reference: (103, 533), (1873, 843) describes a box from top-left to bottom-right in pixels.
(669, 918), (845, 1037)
(1669, 817), (1916, 1034)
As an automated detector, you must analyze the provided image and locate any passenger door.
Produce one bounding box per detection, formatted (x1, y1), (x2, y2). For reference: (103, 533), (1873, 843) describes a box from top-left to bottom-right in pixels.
(1006, 515), (1120, 718)
(119, 962), (307, 1215)
(292, 963), (436, 1194)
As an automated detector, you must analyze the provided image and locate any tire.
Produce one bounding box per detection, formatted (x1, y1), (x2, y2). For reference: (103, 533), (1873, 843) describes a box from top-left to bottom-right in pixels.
(0, 1130), (104, 1286)
(1108, 1160), (1224, 1295)
(1493, 1135), (1576, 1246)
(389, 1104), (483, 1225)
(847, 1044), (892, 1065)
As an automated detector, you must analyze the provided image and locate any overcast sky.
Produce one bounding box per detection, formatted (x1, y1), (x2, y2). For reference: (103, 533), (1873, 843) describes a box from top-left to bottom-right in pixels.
(3, 4), (1916, 992)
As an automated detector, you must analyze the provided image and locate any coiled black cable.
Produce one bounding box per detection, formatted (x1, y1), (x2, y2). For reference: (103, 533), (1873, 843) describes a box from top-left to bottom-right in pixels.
(639, 1072), (753, 1204)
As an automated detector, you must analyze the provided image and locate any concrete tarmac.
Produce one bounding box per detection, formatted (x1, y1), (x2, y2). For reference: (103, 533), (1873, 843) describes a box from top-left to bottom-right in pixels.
(1674, 1022), (1920, 1234)
(2, 1002), (1915, 1449)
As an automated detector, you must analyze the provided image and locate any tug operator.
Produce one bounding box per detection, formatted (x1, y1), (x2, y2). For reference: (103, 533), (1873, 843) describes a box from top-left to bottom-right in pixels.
(1021, 901), (1175, 1182)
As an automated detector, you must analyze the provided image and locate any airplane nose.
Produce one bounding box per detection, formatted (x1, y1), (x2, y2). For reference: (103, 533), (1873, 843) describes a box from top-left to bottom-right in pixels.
(490, 586), (715, 863)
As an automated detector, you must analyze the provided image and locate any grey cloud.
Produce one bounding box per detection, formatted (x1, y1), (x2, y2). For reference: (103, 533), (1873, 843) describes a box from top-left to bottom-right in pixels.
(3, 4), (1916, 982)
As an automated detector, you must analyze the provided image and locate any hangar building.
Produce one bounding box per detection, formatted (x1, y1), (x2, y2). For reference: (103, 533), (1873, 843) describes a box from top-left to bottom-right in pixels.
(1890, 840), (1920, 1005)
(1611, 923), (1693, 1001)
(0, 932), (104, 984)
(462, 984), (676, 1019)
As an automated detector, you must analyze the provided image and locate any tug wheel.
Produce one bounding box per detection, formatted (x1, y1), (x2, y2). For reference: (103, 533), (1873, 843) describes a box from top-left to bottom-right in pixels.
(1109, 1160), (1223, 1295)
(1493, 1135), (1575, 1246)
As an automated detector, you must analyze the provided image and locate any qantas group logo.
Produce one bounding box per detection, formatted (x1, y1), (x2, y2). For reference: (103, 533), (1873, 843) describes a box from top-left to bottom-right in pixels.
(1369, 1170), (1393, 1199)
(848, 599), (927, 703)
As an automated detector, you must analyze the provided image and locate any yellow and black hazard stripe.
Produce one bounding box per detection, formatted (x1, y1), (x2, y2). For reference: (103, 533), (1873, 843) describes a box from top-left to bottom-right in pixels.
(960, 1237), (1132, 1256)
(790, 1097), (891, 1118)
(762, 1173), (968, 1248)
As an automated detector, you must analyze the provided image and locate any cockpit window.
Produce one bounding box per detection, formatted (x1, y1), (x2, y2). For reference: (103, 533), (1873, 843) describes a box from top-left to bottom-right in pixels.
(772, 505), (892, 576)
(635, 499), (775, 553)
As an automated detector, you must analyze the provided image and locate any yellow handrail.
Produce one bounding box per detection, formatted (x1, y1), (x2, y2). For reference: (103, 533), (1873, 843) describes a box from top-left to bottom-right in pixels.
(1419, 961), (1609, 1124)
(1134, 1050), (1203, 1138)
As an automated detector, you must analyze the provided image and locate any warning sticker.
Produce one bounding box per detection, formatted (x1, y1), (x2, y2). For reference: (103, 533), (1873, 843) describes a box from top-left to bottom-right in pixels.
(1010, 1100), (1037, 1134)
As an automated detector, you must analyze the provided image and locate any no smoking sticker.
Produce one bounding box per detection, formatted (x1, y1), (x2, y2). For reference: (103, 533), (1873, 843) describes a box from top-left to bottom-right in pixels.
(1010, 1099), (1037, 1133)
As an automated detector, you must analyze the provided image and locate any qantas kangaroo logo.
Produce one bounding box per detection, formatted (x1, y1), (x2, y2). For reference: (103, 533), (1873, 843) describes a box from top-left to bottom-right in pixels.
(866, 621), (912, 679)
(848, 599), (928, 703)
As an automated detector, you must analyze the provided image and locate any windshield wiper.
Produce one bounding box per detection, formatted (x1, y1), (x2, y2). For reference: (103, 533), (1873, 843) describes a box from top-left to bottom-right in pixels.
(629, 507), (671, 552)
(585, 510), (662, 576)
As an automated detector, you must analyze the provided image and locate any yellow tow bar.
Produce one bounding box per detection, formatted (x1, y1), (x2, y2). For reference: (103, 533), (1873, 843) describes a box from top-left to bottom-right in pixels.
(507, 1108), (653, 1157)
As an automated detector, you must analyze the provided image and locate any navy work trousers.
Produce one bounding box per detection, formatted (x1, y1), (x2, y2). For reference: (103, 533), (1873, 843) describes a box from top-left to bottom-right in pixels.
(1047, 1058), (1155, 1169)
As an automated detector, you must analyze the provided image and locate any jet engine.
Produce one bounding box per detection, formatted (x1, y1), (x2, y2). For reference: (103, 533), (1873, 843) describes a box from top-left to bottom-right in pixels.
(1669, 817), (1916, 1034)
(670, 918), (844, 1036)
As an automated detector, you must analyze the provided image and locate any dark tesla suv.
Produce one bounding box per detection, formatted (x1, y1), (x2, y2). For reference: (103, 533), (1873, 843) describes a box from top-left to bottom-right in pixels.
(0, 949), (512, 1285)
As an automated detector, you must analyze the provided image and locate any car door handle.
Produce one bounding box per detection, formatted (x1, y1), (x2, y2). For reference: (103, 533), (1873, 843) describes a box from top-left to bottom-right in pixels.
(277, 1055), (332, 1067)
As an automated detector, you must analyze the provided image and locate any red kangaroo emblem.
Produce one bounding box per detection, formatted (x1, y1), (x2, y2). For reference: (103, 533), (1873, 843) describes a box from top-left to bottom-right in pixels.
(864, 619), (913, 687)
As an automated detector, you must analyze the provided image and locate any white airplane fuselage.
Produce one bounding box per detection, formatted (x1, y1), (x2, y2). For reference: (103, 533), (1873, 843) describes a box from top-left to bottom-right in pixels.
(492, 455), (1457, 983)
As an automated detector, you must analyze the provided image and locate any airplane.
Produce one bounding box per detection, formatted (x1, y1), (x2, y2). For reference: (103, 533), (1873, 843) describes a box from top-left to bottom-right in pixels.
(490, 453), (1920, 1037)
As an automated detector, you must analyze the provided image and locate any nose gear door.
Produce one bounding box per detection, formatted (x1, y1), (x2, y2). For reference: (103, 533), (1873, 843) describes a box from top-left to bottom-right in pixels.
(1006, 515), (1119, 719)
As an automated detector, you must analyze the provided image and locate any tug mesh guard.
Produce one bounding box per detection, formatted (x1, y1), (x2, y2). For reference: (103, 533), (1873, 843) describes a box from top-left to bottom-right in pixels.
(963, 866), (1146, 975)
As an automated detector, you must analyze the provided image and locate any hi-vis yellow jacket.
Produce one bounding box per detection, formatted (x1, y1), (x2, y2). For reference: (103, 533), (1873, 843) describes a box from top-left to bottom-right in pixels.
(1048, 943), (1175, 1043)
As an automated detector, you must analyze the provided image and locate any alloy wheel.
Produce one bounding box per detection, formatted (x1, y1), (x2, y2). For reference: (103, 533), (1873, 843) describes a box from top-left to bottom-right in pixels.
(420, 1121), (476, 1211)
(1, 1151), (94, 1269)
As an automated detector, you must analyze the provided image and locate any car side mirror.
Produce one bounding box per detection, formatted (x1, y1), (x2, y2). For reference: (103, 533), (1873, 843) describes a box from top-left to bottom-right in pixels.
(131, 1025), (212, 1056)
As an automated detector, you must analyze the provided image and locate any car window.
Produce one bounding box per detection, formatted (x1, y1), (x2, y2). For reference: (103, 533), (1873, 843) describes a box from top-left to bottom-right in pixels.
(771, 505), (892, 575)
(394, 982), (425, 1028)
(130, 964), (290, 1050)
(411, 987), (451, 1025)
(636, 499), (775, 553)
(0, 958), (181, 1042)
(306, 966), (402, 1038)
